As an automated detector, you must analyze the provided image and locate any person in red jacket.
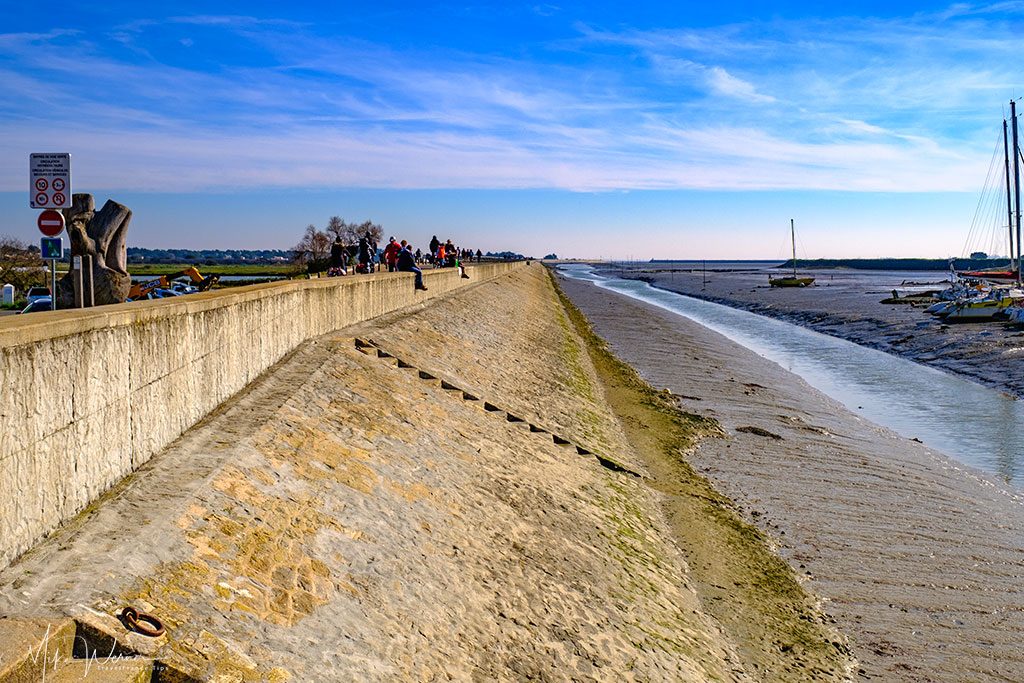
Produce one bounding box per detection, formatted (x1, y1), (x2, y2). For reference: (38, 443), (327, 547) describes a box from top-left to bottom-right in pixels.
(383, 236), (402, 272)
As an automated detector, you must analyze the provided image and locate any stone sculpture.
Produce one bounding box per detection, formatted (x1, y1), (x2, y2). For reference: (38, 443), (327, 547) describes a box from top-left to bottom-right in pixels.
(57, 194), (132, 307)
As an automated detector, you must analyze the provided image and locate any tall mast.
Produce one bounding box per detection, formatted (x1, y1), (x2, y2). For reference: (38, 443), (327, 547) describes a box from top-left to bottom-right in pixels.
(1004, 118), (1015, 263)
(1013, 100), (1022, 284)
(791, 219), (797, 278)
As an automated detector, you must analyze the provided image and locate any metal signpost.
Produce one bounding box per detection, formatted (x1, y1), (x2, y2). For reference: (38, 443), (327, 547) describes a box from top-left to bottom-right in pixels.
(72, 256), (83, 308)
(31, 153), (72, 311)
(40, 237), (62, 309)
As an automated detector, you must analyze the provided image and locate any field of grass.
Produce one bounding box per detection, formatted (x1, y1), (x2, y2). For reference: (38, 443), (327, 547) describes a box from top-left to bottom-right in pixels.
(51, 263), (299, 276)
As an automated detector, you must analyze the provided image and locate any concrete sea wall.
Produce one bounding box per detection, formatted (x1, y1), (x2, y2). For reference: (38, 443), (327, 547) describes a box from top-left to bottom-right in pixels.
(0, 263), (522, 570)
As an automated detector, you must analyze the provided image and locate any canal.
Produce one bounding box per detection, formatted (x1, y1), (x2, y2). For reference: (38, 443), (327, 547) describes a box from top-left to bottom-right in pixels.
(559, 264), (1024, 486)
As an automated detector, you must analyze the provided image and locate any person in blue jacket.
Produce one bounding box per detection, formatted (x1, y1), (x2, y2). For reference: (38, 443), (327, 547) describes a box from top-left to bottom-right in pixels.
(397, 240), (427, 291)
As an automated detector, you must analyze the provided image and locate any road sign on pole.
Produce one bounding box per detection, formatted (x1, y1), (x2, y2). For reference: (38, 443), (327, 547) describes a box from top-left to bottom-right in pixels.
(37, 209), (65, 237)
(30, 153), (72, 209)
(41, 237), (63, 260)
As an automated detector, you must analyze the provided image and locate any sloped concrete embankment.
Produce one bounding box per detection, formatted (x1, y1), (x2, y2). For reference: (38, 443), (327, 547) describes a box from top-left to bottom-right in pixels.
(0, 263), (520, 571)
(0, 264), (852, 680)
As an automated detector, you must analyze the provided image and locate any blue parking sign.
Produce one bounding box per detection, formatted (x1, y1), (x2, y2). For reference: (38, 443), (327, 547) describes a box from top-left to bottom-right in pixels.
(41, 237), (62, 260)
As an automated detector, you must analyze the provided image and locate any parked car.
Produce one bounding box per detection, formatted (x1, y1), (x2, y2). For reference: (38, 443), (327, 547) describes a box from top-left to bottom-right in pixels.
(19, 296), (52, 314)
(26, 287), (50, 304)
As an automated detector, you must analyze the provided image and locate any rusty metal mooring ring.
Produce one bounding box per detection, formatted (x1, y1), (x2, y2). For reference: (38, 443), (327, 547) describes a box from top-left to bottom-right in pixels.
(120, 606), (166, 637)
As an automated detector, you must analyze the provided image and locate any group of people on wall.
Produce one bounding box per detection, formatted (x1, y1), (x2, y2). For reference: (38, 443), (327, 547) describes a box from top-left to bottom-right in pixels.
(328, 232), (483, 291)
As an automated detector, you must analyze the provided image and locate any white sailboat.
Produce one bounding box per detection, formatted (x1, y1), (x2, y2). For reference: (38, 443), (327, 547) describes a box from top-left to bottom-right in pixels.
(769, 220), (814, 287)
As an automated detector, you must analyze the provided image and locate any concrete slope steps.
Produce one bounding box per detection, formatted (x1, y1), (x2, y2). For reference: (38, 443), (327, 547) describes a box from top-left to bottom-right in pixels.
(0, 617), (154, 682)
(353, 338), (642, 478)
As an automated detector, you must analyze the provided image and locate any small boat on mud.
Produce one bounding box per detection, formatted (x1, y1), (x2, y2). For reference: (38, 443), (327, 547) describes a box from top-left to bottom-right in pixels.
(1006, 306), (1024, 324)
(927, 277), (1024, 322)
(956, 267), (1019, 281)
(770, 220), (815, 288)
(941, 292), (1017, 322)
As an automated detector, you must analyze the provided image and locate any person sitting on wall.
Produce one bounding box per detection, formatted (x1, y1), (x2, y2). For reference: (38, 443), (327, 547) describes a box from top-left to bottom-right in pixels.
(397, 240), (427, 291)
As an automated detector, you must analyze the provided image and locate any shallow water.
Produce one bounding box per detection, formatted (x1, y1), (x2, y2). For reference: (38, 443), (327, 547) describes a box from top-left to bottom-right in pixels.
(559, 264), (1024, 486)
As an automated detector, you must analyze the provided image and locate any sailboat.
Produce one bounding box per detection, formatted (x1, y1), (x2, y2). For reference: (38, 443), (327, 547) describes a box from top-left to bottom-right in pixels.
(769, 219), (815, 287)
(950, 101), (1024, 322)
(958, 112), (1021, 281)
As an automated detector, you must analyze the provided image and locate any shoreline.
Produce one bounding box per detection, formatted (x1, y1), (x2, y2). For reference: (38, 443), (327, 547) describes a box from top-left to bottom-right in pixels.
(595, 265), (1024, 399)
(557, 269), (1024, 681)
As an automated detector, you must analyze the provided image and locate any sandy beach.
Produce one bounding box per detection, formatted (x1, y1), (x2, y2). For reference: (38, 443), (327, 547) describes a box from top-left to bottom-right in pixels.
(600, 265), (1024, 399)
(557, 270), (1024, 681)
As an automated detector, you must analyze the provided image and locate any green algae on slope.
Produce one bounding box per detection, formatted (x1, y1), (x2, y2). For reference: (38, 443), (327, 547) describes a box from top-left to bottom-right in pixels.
(549, 269), (856, 681)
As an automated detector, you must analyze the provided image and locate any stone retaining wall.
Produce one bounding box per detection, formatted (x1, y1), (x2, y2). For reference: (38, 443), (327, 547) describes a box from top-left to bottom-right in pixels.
(0, 262), (522, 569)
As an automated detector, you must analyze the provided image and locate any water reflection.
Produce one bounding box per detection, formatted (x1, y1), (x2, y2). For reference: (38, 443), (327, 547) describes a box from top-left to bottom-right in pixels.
(559, 264), (1024, 486)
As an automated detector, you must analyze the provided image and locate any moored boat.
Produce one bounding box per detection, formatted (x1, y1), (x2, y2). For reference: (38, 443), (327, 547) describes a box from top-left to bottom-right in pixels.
(942, 294), (1016, 322)
(770, 220), (815, 288)
(956, 268), (1019, 280)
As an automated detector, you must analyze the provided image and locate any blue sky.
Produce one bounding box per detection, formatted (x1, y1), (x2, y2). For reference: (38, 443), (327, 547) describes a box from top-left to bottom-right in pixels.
(2, 1), (1023, 259)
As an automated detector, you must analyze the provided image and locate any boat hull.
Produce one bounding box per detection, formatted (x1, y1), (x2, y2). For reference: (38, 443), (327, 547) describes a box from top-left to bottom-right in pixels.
(769, 277), (815, 288)
(955, 269), (1019, 281)
(942, 297), (1015, 322)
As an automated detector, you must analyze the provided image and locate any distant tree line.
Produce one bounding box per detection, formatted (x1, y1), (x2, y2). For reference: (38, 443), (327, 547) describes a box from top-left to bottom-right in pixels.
(292, 217), (384, 273)
(778, 257), (1018, 271)
(127, 247), (292, 264)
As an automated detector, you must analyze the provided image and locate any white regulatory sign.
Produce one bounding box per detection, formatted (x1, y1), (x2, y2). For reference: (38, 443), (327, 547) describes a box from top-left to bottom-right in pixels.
(30, 153), (72, 209)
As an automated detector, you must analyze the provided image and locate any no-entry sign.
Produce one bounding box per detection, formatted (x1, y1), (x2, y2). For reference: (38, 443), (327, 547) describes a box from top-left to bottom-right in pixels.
(37, 209), (65, 237)
(30, 153), (71, 209)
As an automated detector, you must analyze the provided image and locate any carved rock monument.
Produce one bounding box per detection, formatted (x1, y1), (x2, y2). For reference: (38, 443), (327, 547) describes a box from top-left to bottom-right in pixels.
(57, 194), (132, 307)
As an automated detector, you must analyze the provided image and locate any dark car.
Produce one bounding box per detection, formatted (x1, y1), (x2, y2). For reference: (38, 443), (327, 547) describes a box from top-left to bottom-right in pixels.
(26, 287), (50, 304)
(18, 296), (52, 314)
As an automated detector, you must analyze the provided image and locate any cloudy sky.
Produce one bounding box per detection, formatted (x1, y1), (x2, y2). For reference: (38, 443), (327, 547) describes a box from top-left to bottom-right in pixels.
(2, 1), (1022, 258)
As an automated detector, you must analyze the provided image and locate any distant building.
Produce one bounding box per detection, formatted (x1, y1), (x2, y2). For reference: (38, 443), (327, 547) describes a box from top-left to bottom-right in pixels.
(970, 251), (989, 259)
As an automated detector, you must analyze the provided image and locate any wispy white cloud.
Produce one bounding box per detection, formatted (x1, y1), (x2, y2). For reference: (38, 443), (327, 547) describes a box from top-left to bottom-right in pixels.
(706, 66), (775, 103)
(0, 6), (1019, 195)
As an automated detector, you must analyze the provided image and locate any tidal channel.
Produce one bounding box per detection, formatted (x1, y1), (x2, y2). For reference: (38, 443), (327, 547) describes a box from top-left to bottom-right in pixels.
(559, 264), (1024, 487)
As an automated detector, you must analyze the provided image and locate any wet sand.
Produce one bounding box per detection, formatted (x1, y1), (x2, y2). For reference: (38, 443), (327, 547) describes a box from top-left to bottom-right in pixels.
(602, 266), (1024, 398)
(558, 272), (1024, 681)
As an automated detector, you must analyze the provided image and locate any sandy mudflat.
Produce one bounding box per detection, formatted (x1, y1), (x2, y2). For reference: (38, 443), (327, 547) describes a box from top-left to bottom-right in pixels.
(558, 272), (1024, 682)
(602, 265), (1024, 398)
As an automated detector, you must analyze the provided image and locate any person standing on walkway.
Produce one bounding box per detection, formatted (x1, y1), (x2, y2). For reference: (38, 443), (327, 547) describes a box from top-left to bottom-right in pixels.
(358, 232), (372, 274)
(383, 236), (401, 272)
(329, 236), (347, 276)
(397, 241), (427, 290)
(429, 235), (440, 260)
